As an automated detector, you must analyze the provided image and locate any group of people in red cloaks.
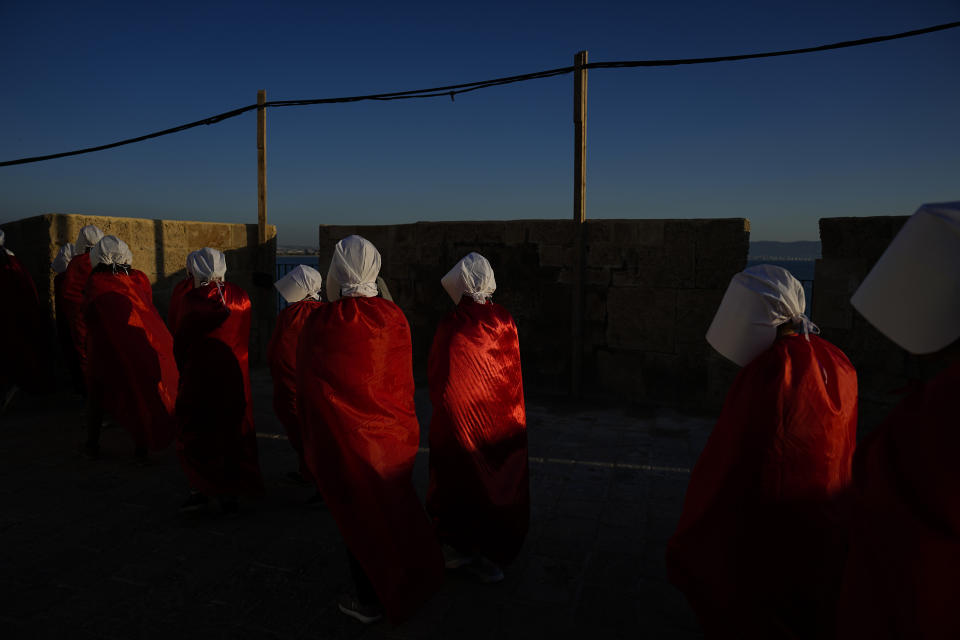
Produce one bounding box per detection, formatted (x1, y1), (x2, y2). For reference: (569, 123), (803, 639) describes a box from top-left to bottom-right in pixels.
(1, 227), (530, 625)
(666, 201), (960, 639)
(1, 200), (956, 634)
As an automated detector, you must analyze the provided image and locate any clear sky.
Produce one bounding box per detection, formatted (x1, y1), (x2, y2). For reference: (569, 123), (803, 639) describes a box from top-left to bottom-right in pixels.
(1, 0), (957, 243)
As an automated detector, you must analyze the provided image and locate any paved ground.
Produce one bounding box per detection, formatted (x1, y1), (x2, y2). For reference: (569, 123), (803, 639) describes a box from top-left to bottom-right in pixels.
(0, 368), (713, 639)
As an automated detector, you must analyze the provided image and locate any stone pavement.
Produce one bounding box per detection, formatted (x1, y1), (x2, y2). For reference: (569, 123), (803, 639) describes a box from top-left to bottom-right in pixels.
(0, 369), (713, 639)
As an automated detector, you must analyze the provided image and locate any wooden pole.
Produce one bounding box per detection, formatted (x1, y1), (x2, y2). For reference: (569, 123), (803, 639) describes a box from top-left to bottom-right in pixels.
(571, 51), (588, 398)
(257, 90), (267, 244)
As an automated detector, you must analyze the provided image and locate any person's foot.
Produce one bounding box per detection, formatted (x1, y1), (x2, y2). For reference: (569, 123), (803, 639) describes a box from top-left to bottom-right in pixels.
(337, 594), (383, 624)
(464, 556), (504, 584)
(82, 440), (100, 460)
(442, 544), (473, 569)
(179, 491), (209, 513)
(0, 384), (19, 414)
(134, 447), (148, 463)
(284, 470), (311, 487)
(307, 491), (324, 508)
(218, 496), (240, 516)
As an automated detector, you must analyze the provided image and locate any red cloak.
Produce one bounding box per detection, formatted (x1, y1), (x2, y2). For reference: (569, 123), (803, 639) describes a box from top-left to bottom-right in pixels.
(167, 275), (193, 335)
(0, 252), (47, 391)
(174, 281), (262, 496)
(296, 296), (444, 622)
(83, 269), (179, 450)
(426, 299), (529, 564)
(836, 357), (960, 640)
(266, 299), (322, 479)
(667, 335), (858, 639)
(61, 253), (94, 375)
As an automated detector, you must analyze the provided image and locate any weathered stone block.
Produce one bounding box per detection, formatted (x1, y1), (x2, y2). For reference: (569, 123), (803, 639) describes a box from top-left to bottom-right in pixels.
(539, 244), (566, 268)
(586, 243), (622, 268)
(607, 287), (676, 352)
(525, 220), (575, 245)
(676, 289), (723, 344)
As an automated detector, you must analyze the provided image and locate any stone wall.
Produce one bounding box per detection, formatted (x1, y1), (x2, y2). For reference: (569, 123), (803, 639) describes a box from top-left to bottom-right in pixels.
(317, 218), (748, 411)
(812, 215), (941, 436)
(1, 214), (277, 364)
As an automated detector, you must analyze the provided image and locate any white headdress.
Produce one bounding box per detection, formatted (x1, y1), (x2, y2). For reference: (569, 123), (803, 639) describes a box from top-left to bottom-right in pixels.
(275, 264), (323, 303)
(851, 201), (960, 354)
(441, 252), (497, 304)
(52, 243), (76, 273)
(90, 236), (133, 268)
(326, 235), (381, 301)
(75, 225), (104, 253)
(187, 247), (227, 287)
(706, 264), (818, 367)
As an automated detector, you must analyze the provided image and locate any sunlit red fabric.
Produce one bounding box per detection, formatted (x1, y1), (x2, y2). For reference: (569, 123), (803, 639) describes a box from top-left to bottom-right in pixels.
(167, 275), (192, 334)
(837, 357), (960, 640)
(667, 335), (858, 639)
(426, 299), (529, 564)
(84, 269), (178, 450)
(61, 252), (94, 375)
(297, 296), (444, 622)
(0, 253), (47, 391)
(174, 281), (262, 495)
(267, 299), (322, 480)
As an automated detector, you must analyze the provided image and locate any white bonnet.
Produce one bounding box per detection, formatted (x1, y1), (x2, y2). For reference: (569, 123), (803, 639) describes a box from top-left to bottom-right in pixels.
(706, 264), (817, 367)
(326, 235), (381, 301)
(275, 264), (323, 303)
(90, 235), (133, 267)
(52, 243), (76, 273)
(187, 248), (227, 287)
(441, 252), (497, 304)
(75, 225), (104, 253)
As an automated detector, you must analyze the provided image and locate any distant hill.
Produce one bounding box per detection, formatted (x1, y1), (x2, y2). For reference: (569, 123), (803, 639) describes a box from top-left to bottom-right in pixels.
(749, 241), (821, 260)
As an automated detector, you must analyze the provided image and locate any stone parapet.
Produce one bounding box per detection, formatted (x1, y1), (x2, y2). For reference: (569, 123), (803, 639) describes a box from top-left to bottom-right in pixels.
(1, 213), (276, 364)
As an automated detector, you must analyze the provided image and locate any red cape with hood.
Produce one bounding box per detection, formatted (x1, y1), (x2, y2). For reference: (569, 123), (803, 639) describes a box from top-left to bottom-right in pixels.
(266, 299), (322, 478)
(837, 356), (960, 639)
(667, 334), (858, 639)
(167, 275), (193, 335)
(0, 251), (47, 391)
(426, 298), (529, 564)
(296, 296), (444, 623)
(83, 268), (178, 450)
(61, 253), (94, 375)
(174, 281), (262, 496)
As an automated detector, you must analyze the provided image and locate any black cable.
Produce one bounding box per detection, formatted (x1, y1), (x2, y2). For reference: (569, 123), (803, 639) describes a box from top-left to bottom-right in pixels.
(2, 20), (957, 168)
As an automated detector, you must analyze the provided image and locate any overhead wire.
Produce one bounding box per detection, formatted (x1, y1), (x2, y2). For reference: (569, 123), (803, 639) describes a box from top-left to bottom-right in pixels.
(1, 20), (957, 168)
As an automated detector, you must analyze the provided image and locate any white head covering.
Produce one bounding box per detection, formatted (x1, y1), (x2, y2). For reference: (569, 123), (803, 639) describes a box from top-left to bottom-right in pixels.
(52, 243), (76, 273)
(184, 249), (201, 277)
(187, 247), (227, 287)
(0, 229), (11, 256)
(851, 201), (960, 354)
(706, 264), (818, 367)
(441, 252), (497, 304)
(90, 235), (133, 267)
(75, 225), (104, 253)
(275, 264), (323, 303)
(326, 235), (381, 301)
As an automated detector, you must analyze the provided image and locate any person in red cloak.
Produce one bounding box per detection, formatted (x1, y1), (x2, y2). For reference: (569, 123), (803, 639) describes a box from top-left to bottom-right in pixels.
(267, 264), (323, 490)
(167, 249), (200, 335)
(666, 264), (858, 639)
(426, 252), (529, 583)
(837, 201), (960, 639)
(60, 225), (105, 381)
(82, 236), (179, 458)
(174, 247), (262, 514)
(52, 242), (85, 394)
(297, 235), (444, 625)
(0, 229), (49, 412)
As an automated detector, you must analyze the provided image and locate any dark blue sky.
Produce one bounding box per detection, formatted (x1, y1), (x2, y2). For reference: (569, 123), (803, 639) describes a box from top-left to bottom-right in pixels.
(1, 0), (957, 242)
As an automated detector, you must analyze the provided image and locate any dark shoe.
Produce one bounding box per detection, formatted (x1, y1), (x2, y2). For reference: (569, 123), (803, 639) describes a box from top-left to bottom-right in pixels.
(337, 593), (383, 624)
(180, 491), (209, 513)
(307, 491), (325, 508)
(442, 544), (473, 569)
(218, 496), (240, 516)
(134, 447), (148, 464)
(464, 556), (504, 584)
(82, 440), (100, 460)
(284, 470), (311, 487)
(0, 385), (19, 414)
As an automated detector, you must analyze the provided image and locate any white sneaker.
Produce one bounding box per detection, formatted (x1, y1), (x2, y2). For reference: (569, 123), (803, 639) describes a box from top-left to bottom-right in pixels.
(465, 556), (504, 584)
(442, 544), (473, 569)
(337, 594), (383, 624)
